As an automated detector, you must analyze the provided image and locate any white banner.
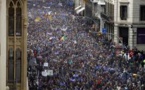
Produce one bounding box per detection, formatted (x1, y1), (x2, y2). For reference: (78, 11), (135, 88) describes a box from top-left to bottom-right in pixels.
(47, 70), (53, 76)
(43, 62), (48, 67)
(42, 70), (47, 77)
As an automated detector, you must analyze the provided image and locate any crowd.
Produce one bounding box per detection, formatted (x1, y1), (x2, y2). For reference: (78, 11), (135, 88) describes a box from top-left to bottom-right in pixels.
(27, 0), (145, 90)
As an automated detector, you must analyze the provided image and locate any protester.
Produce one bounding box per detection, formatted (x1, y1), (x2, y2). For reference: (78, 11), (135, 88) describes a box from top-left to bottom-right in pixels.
(27, 0), (145, 90)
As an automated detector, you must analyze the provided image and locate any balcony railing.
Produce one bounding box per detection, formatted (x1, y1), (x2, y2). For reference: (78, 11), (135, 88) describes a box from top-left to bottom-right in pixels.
(91, 0), (105, 3)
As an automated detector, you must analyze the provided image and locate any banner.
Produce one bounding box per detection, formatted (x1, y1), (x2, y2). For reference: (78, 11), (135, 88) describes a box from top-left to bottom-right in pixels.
(35, 17), (41, 22)
(47, 70), (53, 76)
(60, 36), (67, 41)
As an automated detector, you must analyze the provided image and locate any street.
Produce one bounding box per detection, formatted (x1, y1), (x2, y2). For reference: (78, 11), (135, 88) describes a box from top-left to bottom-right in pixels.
(27, 0), (145, 90)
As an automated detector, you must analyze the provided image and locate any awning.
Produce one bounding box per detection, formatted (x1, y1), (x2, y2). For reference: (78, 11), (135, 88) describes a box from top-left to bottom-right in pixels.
(75, 5), (81, 10)
(76, 7), (85, 14)
(98, 1), (105, 5)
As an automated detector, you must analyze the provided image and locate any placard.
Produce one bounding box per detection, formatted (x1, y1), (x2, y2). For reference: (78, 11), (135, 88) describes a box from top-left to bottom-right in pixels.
(43, 62), (48, 67)
(47, 70), (53, 76)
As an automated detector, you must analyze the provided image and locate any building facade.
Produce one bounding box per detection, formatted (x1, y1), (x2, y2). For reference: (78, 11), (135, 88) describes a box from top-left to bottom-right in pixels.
(74, 0), (145, 50)
(0, 0), (7, 90)
(103, 0), (114, 39)
(114, 0), (145, 50)
(0, 0), (28, 90)
(74, 0), (85, 15)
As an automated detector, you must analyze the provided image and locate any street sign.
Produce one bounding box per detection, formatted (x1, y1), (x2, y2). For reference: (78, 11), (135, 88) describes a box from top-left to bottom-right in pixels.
(102, 28), (107, 34)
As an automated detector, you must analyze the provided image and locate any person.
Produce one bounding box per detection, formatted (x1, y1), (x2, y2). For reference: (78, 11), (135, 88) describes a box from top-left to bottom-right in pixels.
(27, 0), (145, 90)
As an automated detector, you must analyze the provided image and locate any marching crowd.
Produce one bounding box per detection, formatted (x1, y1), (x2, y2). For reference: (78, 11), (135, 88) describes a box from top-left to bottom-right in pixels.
(27, 0), (145, 90)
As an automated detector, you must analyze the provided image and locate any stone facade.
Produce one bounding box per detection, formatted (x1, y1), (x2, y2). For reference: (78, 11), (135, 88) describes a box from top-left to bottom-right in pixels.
(0, 0), (7, 90)
(74, 0), (145, 50)
(0, 0), (28, 90)
(114, 0), (145, 50)
(103, 0), (114, 40)
(74, 0), (85, 15)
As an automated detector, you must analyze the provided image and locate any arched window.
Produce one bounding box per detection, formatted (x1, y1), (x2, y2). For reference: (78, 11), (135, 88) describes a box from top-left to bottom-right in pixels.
(16, 48), (21, 83)
(8, 2), (14, 36)
(8, 0), (22, 36)
(8, 48), (14, 83)
(16, 1), (22, 36)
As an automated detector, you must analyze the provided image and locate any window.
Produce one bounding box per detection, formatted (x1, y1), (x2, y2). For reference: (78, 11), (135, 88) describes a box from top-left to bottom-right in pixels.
(8, 48), (14, 83)
(7, 0), (23, 84)
(137, 28), (145, 44)
(140, 5), (145, 21)
(101, 5), (105, 13)
(16, 48), (21, 83)
(8, 0), (22, 36)
(120, 5), (128, 20)
(8, 2), (14, 36)
(16, 2), (22, 36)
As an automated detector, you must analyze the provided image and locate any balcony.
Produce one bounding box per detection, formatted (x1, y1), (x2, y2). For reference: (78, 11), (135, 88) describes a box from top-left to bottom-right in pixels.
(91, 0), (105, 4)
(90, 0), (99, 3)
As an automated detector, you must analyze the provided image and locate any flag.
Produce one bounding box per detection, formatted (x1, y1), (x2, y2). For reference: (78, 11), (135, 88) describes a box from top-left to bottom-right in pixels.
(97, 32), (102, 36)
(69, 60), (73, 65)
(60, 36), (67, 41)
(44, 14), (47, 18)
(35, 17), (41, 22)
(48, 15), (53, 21)
(44, 14), (53, 21)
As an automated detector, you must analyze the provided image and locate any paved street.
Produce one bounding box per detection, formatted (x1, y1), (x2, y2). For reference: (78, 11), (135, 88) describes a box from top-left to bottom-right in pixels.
(27, 0), (145, 90)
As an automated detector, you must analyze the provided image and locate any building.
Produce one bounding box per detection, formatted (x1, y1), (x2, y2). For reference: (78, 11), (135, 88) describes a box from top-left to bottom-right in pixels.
(114, 0), (145, 50)
(91, 0), (118, 40)
(0, 0), (28, 90)
(103, 0), (114, 39)
(74, 0), (85, 15)
(0, 0), (7, 90)
(75, 0), (145, 50)
(74, 0), (104, 32)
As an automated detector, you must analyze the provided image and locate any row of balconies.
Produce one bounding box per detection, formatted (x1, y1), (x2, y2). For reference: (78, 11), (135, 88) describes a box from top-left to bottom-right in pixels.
(75, 0), (114, 22)
(75, 0), (145, 24)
